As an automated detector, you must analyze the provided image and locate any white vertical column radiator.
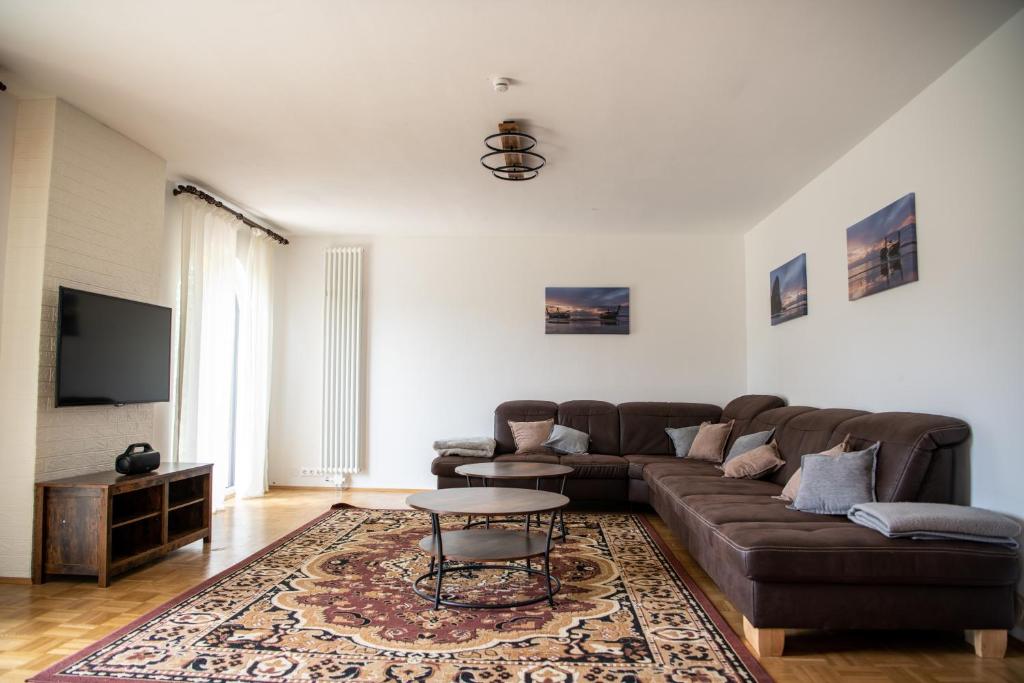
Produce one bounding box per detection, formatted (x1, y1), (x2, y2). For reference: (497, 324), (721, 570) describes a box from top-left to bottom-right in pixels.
(322, 247), (363, 487)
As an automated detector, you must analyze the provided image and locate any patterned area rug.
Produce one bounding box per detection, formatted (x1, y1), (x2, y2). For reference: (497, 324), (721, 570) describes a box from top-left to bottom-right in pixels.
(32, 507), (771, 683)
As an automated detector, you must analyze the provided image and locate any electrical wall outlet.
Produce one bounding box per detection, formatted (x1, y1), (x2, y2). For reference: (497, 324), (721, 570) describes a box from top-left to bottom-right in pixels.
(299, 467), (314, 476)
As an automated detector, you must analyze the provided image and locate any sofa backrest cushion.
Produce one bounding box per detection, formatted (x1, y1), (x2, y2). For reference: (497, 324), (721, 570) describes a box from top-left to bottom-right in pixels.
(831, 412), (969, 503)
(618, 402), (722, 455)
(558, 400), (620, 455)
(494, 401), (558, 454)
(720, 395), (787, 451)
(747, 405), (815, 436)
(761, 407), (869, 485)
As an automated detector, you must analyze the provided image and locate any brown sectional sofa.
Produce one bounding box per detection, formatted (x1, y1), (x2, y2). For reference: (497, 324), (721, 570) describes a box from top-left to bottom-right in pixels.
(429, 394), (1020, 657)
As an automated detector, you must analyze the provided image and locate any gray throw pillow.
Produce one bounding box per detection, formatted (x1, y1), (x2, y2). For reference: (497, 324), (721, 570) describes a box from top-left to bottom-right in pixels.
(543, 424), (589, 454)
(791, 442), (881, 515)
(665, 425), (701, 458)
(724, 428), (776, 464)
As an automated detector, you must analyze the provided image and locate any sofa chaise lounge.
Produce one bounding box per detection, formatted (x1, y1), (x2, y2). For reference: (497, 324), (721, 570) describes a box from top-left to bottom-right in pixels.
(429, 395), (1019, 657)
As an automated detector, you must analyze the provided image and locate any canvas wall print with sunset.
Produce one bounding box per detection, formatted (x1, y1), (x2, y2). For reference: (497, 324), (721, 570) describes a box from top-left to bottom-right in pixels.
(770, 253), (808, 326)
(545, 287), (630, 334)
(847, 193), (919, 300)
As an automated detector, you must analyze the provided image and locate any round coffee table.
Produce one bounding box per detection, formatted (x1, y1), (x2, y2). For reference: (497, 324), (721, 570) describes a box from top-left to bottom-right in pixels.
(406, 487), (569, 609)
(454, 462), (573, 540)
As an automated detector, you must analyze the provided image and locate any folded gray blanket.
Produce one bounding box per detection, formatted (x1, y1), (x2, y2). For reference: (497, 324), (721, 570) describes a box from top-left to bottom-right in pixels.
(435, 447), (495, 457)
(432, 437), (496, 457)
(848, 502), (1021, 549)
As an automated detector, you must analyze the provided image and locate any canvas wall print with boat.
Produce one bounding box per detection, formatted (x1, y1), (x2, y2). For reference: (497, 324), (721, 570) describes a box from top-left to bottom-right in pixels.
(770, 253), (808, 326)
(847, 193), (919, 300)
(545, 287), (630, 334)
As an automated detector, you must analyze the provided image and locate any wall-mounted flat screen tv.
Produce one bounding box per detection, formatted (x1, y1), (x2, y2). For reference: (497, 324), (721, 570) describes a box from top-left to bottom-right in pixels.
(57, 287), (172, 406)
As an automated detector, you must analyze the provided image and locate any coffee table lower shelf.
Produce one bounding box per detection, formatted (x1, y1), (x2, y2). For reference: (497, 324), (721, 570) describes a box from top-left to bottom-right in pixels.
(413, 528), (561, 609)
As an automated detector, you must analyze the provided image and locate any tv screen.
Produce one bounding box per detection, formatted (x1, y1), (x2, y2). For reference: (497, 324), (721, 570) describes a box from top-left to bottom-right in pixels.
(57, 287), (172, 406)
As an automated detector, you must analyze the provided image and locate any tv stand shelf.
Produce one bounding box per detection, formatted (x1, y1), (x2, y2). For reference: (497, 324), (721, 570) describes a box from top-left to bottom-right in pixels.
(33, 463), (212, 587)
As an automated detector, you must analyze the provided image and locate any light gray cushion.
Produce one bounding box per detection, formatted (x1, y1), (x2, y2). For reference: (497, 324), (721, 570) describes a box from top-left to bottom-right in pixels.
(543, 424), (589, 454)
(723, 428), (776, 463)
(665, 425), (701, 458)
(791, 442), (880, 515)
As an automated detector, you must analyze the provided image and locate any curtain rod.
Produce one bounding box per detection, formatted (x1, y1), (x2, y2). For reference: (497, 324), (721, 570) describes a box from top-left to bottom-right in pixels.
(172, 184), (289, 245)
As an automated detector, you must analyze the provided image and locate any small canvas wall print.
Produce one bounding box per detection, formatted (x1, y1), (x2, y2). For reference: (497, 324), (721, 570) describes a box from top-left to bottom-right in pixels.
(770, 253), (808, 326)
(545, 287), (629, 334)
(847, 193), (919, 300)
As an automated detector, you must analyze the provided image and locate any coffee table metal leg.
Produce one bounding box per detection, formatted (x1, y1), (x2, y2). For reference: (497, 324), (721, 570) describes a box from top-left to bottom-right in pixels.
(464, 476), (473, 528)
(559, 475), (568, 540)
(430, 513), (444, 609)
(524, 511), (532, 569)
(482, 477), (491, 528)
(544, 510), (557, 606)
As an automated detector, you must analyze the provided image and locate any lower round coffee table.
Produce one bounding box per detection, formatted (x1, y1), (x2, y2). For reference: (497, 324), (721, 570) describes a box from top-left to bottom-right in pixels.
(406, 487), (569, 609)
(454, 462), (573, 540)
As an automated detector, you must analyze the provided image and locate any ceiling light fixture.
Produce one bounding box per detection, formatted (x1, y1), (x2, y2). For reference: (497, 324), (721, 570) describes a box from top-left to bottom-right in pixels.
(481, 120), (546, 181)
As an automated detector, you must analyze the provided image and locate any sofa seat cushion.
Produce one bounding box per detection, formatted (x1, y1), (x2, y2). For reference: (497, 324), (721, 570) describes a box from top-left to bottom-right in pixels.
(430, 455), (492, 478)
(623, 454), (680, 479)
(559, 453), (628, 479)
(711, 521), (1020, 586)
(642, 459), (722, 480)
(494, 452), (561, 464)
(677, 494), (837, 526)
(649, 471), (783, 498)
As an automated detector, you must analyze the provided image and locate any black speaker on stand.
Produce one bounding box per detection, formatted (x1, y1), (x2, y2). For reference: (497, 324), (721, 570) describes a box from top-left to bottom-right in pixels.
(115, 443), (160, 475)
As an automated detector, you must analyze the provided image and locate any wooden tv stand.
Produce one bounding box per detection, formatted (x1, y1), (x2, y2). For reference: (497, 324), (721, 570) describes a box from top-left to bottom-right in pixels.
(33, 463), (212, 587)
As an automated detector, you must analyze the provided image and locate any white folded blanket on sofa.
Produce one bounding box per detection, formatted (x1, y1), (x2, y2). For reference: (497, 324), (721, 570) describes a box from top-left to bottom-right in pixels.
(432, 437), (496, 457)
(848, 502), (1021, 549)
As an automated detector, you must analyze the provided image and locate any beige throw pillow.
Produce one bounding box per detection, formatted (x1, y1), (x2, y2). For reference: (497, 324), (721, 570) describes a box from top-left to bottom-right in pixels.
(720, 441), (785, 479)
(508, 419), (554, 454)
(686, 420), (734, 462)
(776, 435), (851, 502)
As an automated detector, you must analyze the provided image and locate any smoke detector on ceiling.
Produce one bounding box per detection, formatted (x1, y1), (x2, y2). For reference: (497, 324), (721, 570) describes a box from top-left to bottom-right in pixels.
(491, 76), (510, 93)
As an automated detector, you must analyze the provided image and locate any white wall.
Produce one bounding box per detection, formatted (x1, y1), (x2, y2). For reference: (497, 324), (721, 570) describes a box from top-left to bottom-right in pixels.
(0, 91), (16, 330)
(0, 98), (167, 578)
(269, 233), (747, 489)
(152, 182), (183, 466)
(35, 101), (167, 480)
(0, 99), (54, 577)
(744, 12), (1024, 520)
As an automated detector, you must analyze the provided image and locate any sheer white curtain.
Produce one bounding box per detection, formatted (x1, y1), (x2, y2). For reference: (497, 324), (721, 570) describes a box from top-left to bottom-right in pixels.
(235, 230), (274, 498)
(176, 196), (240, 511)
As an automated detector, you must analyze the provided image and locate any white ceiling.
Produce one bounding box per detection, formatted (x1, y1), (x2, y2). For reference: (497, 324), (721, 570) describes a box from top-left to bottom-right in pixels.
(0, 1), (1019, 236)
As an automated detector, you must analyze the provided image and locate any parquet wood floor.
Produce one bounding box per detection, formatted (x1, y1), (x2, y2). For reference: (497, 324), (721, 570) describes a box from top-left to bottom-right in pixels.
(0, 488), (1019, 682)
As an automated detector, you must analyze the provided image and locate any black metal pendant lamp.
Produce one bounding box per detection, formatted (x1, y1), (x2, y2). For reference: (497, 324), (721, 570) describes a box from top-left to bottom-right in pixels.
(481, 120), (546, 181)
